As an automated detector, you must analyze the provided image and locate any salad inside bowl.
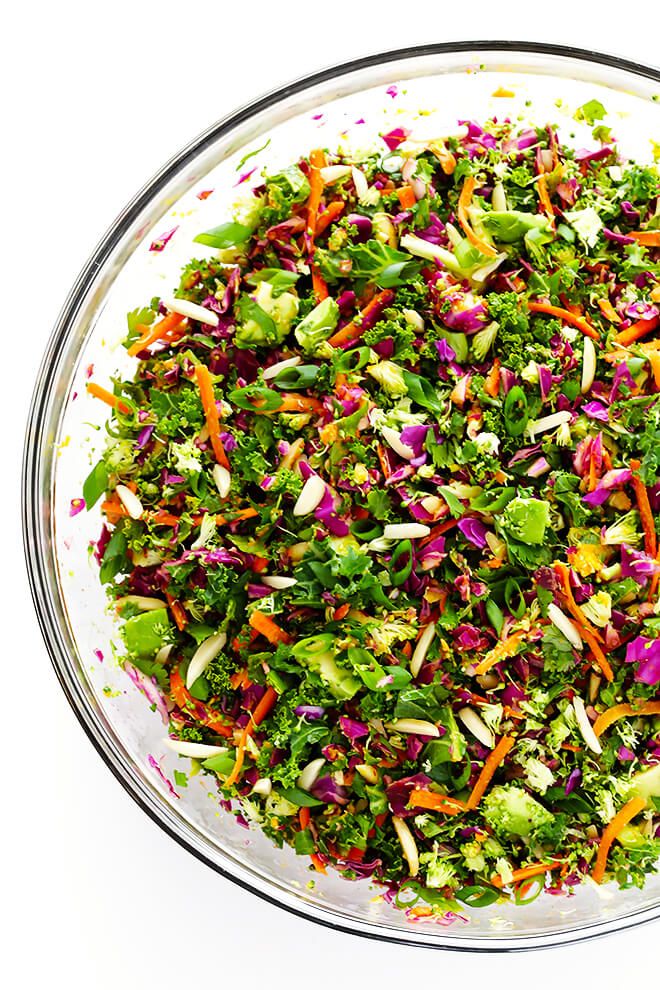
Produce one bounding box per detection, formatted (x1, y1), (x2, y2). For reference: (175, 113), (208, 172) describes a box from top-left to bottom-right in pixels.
(24, 43), (660, 949)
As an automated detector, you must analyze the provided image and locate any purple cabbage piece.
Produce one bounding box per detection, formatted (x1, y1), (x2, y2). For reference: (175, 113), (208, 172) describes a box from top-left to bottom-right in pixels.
(436, 338), (457, 363)
(582, 401), (610, 422)
(621, 544), (660, 585)
(314, 487), (350, 536)
(311, 775), (349, 805)
(149, 226), (178, 252)
(617, 746), (636, 762)
(125, 663), (169, 725)
(565, 768), (582, 795)
(452, 623), (490, 651)
(336, 289), (357, 314)
(603, 228), (635, 246)
(442, 303), (488, 334)
(582, 468), (632, 506)
(609, 361), (636, 402)
(575, 146), (615, 163)
(294, 705), (326, 720)
(385, 773), (431, 818)
(625, 636), (660, 685)
(69, 497), (85, 517)
(400, 424), (430, 459)
(538, 365), (553, 401)
(457, 516), (489, 549)
(625, 301), (660, 322)
(346, 213), (372, 242)
(621, 200), (640, 222)
(339, 716), (369, 743)
(381, 126), (411, 151)
(136, 424), (155, 448)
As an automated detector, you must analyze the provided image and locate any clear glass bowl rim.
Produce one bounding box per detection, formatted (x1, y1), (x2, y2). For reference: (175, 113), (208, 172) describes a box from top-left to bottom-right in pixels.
(22, 40), (660, 951)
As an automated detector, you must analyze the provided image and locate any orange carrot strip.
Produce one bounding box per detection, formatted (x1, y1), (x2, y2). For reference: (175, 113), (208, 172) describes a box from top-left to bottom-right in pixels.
(597, 298), (622, 324)
(419, 517), (458, 547)
(491, 862), (557, 889)
(169, 669), (233, 737)
(630, 459), (657, 558)
(583, 631), (614, 683)
(614, 316), (660, 348)
(397, 185), (417, 209)
(327, 289), (395, 348)
(408, 790), (468, 815)
(466, 735), (515, 810)
(376, 443), (391, 480)
(593, 700), (660, 737)
(310, 853), (327, 874)
(272, 393), (324, 415)
(647, 350), (660, 390)
(484, 358), (501, 398)
(224, 685), (279, 788)
(554, 562), (604, 642)
(299, 806), (311, 830)
(195, 364), (230, 469)
(150, 510), (182, 527)
(528, 302), (599, 341)
(214, 507), (259, 527)
(127, 312), (185, 357)
(474, 633), (525, 676)
(314, 199), (345, 236)
(86, 382), (131, 416)
(628, 230), (660, 247)
(334, 603), (351, 621)
(457, 176), (498, 258)
(536, 174), (556, 229)
(165, 593), (188, 632)
(312, 266), (329, 302)
(306, 149), (327, 237)
(248, 610), (291, 645)
(592, 797), (647, 883)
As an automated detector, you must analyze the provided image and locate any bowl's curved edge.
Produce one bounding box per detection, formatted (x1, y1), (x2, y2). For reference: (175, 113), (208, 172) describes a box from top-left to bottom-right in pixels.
(22, 40), (660, 951)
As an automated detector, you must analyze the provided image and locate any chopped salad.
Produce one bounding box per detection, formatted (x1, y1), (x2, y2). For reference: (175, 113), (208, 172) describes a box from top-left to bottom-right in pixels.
(82, 107), (660, 916)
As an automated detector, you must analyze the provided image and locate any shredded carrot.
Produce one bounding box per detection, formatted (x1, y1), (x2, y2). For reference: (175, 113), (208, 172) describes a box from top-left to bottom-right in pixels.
(306, 149), (326, 237)
(592, 797), (647, 883)
(466, 735), (515, 810)
(165, 593), (188, 632)
(86, 382), (131, 416)
(457, 175), (498, 258)
(629, 458), (657, 558)
(614, 315), (660, 348)
(334, 603), (351, 621)
(419, 517), (458, 547)
(597, 298), (622, 324)
(299, 806), (311, 830)
(397, 185), (417, 210)
(527, 302), (599, 341)
(484, 358), (501, 398)
(310, 853), (327, 874)
(376, 443), (391, 480)
(473, 632), (525, 676)
(628, 230), (660, 247)
(647, 350), (660, 390)
(408, 789), (468, 815)
(593, 700), (660, 737)
(583, 630), (614, 683)
(229, 668), (252, 691)
(195, 364), (230, 469)
(224, 685), (279, 788)
(248, 610), (291, 645)
(536, 174), (556, 229)
(127, 312), (185, 357)
(150, 510), (182, 527)
(311, 266), (329, 302)
(273, 393), (325, 415)
(491, 862), (557, 889)
(327, 289), (395, 348)
(314, 199), (345, 236)
(169, 669), (233, 737)
(214, 507), (259, 527)
(554, 562), (603, 642)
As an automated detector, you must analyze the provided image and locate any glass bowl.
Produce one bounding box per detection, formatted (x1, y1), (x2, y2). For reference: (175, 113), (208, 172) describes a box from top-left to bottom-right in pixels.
(23, 41), (660, 950)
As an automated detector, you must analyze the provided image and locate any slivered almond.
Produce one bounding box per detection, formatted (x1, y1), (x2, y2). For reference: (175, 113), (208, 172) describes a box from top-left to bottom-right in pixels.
(261, 576), (298, 589)
(381, 425), (415, 460)
(115, 484), (143, 520)
(392, 816), (419, 876)
(263, 356), (302, 380)
(572, 696), (602, 755)
(185, 631), (227, 689)
(162, 738), (228, 759)
(293, 475), (326, 516)
(383, 523), (430, 540)
(355, 764), (379, 784)
(212, 464), (231, 498)
(457, 707), (495, 748)
(297, 757), (325, 792)
(581, 337), (597, 394)
(385, 718), (440, 737)
(251, 777), (272, 797)
(162, 297), (219, 327)
(410, 623), (436, 678)
(547, 603), (583, 650)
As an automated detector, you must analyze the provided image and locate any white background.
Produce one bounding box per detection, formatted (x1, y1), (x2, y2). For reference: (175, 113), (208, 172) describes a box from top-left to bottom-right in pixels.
(5, 2), (658, 986)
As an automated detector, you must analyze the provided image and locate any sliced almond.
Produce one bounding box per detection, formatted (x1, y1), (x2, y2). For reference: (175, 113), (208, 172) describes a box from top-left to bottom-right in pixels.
(381, 425), (415, 460)
(410, 622), (436, 678)
(402, 309), (424, 331)
(581, 337), (597, 394)
(293, 475), (326, 516)
(162, 297), (219, 327)
(260, 575), (298, 589)
(491, 182), (508, 212)
(572, 696), (602, 755)
(115, 595), (167, 611)
(263, 356), (302, 380)
(185, 631), (227, 689)
(154, 644), (173, 664)
(547, 603), (583, 650)
(385, 718), (440, 737)
(457, 707), (495, 749)
(162, 738), (228, 759)
(251, 777), (273, 797)
(297, 757), (325, 792)
(115, 484), (144, 520)
(392, 816), (419, 877)
(383, 523), (430, 540)
(212, 463), (231, 498)
(525, 410), (572, 441)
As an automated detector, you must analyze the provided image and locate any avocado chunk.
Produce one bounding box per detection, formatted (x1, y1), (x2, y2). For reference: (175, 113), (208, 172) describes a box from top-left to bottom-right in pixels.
(482, 784), (553, 837)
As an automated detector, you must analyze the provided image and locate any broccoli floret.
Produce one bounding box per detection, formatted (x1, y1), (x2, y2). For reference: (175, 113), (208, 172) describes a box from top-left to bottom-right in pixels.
(419, 844), (459, 889)
(482, 784), (553, 838)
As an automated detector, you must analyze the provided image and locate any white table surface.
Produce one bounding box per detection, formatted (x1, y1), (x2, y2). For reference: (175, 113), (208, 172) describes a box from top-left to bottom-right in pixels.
(6, 3), (658, 985)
